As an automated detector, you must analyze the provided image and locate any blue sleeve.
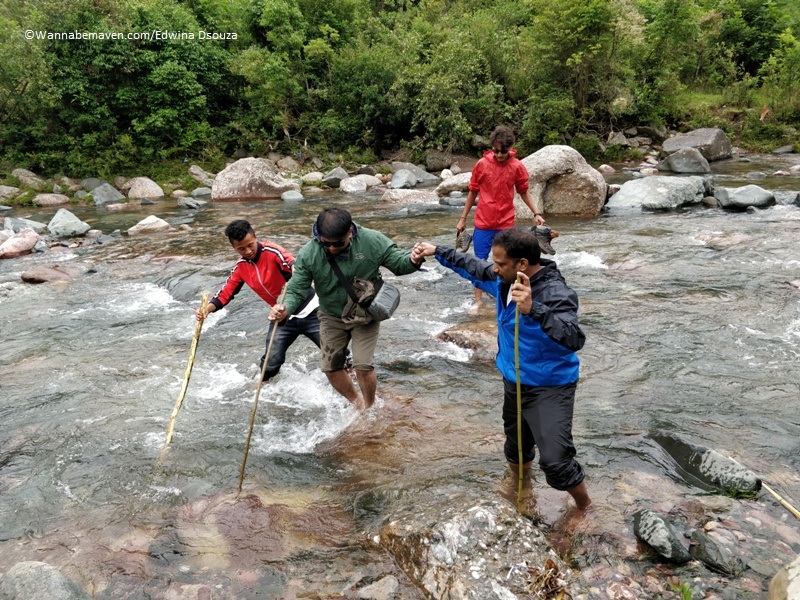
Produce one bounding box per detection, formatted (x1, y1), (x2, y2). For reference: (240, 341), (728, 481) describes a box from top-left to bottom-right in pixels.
(434, 246), (498, 297)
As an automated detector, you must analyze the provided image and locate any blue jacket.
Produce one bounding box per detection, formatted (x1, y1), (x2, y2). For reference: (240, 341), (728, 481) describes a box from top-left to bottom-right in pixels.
(435, 246), (584, 386)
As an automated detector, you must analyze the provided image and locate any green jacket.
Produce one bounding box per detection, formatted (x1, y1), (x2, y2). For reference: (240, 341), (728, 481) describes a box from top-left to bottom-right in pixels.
(283, 224), (421, 317)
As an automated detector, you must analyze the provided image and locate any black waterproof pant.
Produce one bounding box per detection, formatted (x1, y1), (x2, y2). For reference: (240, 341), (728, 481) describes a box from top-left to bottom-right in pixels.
(502, 379), (585, 491)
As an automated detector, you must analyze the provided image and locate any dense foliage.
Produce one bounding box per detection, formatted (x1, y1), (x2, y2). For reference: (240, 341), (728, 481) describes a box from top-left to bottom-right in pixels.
(1, 0), (798, 176)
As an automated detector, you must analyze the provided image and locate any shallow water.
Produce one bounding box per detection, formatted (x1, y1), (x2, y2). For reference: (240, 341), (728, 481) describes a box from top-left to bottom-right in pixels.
(1, 171), (800, 597)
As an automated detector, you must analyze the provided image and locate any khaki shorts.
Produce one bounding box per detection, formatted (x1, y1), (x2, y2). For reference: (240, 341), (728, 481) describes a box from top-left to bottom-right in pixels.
(317, 310), (380, 372)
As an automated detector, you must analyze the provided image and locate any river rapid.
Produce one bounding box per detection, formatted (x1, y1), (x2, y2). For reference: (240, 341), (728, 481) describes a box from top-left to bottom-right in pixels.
(1, 160), (799, 598)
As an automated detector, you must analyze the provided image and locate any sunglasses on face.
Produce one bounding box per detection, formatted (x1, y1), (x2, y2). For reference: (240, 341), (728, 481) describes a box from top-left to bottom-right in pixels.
(321, 238), (347, 248)
(492, 147), (509, 155)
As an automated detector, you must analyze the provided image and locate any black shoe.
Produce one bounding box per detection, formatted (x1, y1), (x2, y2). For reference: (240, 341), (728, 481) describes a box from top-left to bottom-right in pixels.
(532, 225), (559, 255)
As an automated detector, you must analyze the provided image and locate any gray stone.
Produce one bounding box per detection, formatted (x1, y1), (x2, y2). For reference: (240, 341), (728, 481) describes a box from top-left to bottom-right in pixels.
(188, 165), (210, 182)
(0, 204), (12, 212)
(79, 177), (107, 191)
(689, 530), (745, 576)
(276, 156), (301, 173)
(322, 166), (350, 188)
(662, 128), (732, 161)
(607, 131), (630, 147)
(606, 175), (705, 211)
(339, 177), (368, 193)
(52, 184), (62, 194)
(768, 553), (800, 600)
(651, 431), (761, 491)
(638, 124), (667, 140)
(177, 198), (207, 209)
(425, 149), (452, 171)
(33, 193), (71, 207)
(171, 190), (188, 198)
(0, 561), (90, 599)
(127, 177), (164, 200)
(190, 187), (212, 199)
(73, 191), (88, 200)
(714, 185), (775, 210)
(389, 162), (440, 183)
(380, 494), (577, 599)
(127, 215), (173, 236)
(772, 145), (795, 155)
(212, 157), (298, 200)
(632, 509), (691, 563)
(33, 240), (47, 253)
(656, 147), (711, 173)
(434, 172), (472, 197)
(48, 208), (90, 238)
(598, 164), (615, 174)
(302, 171), (323, 184)
(91, 182), (125, 206)
(521, 145), (607, 217)
(439, 168), (454, 180)
(439, 196), (467, 206)
(388, 169), (417, 189)
(746, 171), (767, 179)
(774, 191), (800, 206)
(379, 189), (438, 204)
(0, 185), (19, 201)
(280, 190), (305, 201)
(357, 165), (377, 176)
(11, 168), (46, 190)
(4, 217), (46, 234)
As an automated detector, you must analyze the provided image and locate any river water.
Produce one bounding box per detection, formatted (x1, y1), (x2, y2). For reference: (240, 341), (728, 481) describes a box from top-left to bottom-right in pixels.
(1, 158), (799, 598)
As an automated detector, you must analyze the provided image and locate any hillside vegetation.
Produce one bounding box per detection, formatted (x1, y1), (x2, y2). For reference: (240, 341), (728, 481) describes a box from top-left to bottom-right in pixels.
(1, 0), (798, 176)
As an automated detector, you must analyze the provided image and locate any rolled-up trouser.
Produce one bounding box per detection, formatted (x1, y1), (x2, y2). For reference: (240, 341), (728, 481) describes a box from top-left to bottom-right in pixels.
(502, 379), (585, 491)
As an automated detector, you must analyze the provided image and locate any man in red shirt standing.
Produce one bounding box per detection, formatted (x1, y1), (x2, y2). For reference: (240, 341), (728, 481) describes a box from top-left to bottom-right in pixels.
(196, 219), (348, 381)
(456, 126), (545, 309)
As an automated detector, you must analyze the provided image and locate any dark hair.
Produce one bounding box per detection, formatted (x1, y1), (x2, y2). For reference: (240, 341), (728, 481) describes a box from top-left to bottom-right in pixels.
(489, 126), (515, 150)
(315, 207), (352, 239)
(225, 219), (255, 243)
(492, 227), (541, 264)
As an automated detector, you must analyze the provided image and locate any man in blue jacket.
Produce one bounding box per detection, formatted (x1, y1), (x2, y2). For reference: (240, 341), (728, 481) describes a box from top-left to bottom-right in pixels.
(411, 227), (591, 510)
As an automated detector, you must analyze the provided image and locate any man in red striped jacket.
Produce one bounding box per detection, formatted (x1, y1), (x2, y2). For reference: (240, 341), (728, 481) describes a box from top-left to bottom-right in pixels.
(196, 219), (349, 380)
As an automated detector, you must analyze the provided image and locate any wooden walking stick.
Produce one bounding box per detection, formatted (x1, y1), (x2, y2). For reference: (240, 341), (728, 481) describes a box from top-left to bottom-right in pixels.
(762, 482), (800, 521)
(163, 291), (210, 450)
(237, 284), (288, 494)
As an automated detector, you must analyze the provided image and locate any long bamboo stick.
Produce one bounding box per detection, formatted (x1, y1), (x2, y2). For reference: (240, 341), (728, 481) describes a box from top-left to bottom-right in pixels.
(762, 482), (800, 520)
(163, 291), (210, 448)
(237, 285), (288, 494)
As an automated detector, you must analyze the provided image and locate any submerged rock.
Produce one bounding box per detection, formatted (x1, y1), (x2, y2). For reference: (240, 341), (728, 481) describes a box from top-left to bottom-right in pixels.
(651, 431), (761, 492)
(0, 561), (90, 599)
(379, 495), (577, 599)
(689, 529), (746, 576)
(632, 509), (691, 563)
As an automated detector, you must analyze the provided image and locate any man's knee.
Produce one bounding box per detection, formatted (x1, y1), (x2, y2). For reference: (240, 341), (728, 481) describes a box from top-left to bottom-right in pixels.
(539, 458), (584, 491)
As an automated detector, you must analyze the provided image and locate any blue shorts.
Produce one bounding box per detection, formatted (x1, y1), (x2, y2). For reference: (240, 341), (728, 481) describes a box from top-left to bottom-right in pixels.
(473, 227), (503, 260)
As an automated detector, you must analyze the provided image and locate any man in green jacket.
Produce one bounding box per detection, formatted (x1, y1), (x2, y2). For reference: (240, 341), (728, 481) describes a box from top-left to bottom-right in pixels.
(269, 207), (424, 410)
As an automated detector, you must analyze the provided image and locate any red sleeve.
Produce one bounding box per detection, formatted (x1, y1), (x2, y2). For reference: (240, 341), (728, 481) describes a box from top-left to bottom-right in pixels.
(514, 161), (530, 194)
(468, 160), (484, 192)
(261, 242), (294, 279)
(210, 262), (246, 310)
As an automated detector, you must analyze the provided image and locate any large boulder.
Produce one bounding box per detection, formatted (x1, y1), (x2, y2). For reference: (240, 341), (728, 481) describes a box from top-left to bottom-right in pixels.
(48, 208), (90, 238)
(714, 185), (775, 210)
(21, 265), (87, 284)
(388, 169), (416, 189)
(0, 228), (40, 258)
(769, 553), (800, 600)
(379, 495), (577, 599)
(212, 157), (299, 200)
(339, 177), (368, 193)
(656, 147), (711, 173)
(520, 145), (607, 217)
(5, 216), (46, 234)
(605, 176), (705, 211)
(126, 177), (164, 200)
(0, 561), (90, 599)
(662, 128), (732, 162)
